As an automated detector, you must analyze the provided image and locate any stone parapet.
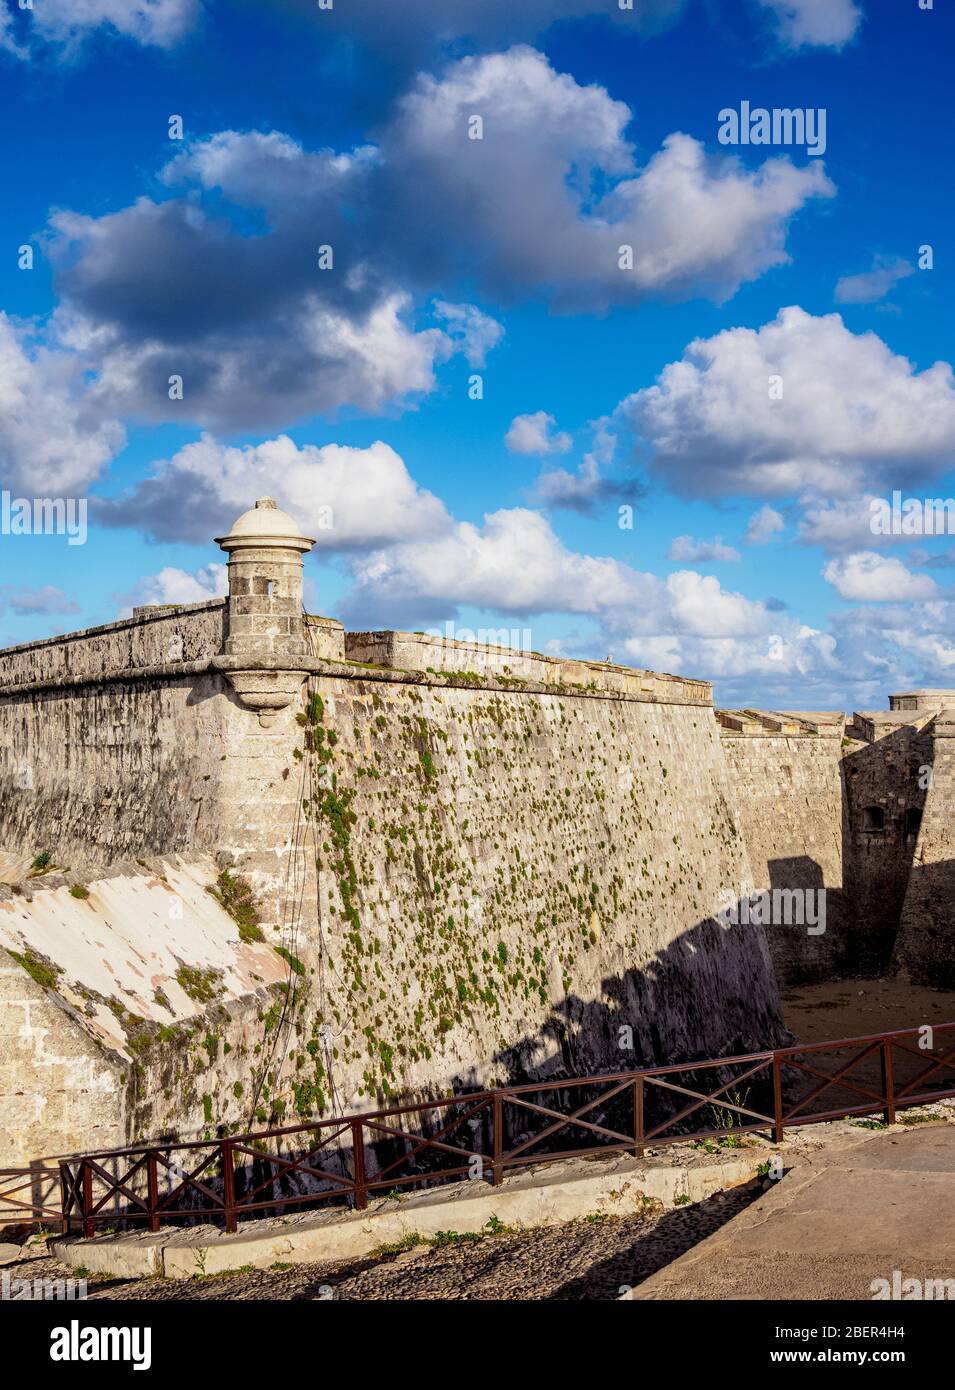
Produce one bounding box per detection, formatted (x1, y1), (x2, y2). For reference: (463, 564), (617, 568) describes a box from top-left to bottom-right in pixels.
(344, 630), (712, 705)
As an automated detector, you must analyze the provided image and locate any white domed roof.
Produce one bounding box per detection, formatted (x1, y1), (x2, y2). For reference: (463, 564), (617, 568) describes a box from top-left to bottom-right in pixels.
(215, 497), (314, 552)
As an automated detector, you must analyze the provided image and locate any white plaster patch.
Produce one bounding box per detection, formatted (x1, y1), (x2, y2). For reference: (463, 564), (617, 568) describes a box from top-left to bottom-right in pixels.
(0, 857), (287, 1060)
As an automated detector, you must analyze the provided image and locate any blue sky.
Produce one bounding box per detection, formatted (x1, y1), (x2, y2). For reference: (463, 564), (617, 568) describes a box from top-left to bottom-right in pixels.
(1, 0), (954, 711)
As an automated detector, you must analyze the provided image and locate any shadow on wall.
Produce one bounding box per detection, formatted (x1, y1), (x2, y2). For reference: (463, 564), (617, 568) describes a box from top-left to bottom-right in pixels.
(442, 897), (791, 1095)
(765, 853), (848, 986)
(842, 724), (931, 977)
(43, 900), (790, 1234)
(893, 857), (955, 989)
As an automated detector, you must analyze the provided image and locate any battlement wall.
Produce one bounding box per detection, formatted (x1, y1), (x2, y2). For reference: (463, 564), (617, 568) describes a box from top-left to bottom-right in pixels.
(889, 689), (955, 712)
(0, 599), (228, 689)
(344, 631), (712, 704)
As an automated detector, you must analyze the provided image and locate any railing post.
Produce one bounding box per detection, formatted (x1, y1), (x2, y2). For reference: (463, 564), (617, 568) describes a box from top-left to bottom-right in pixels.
(771, 1054), (784, 1144)
(59, 1161), (71, 1235)
(351, 1120), (367, 1210)
(145, 1150), (161, 1234)
(81, 1160), (94, 1239)
(633, 1075), (644, 1158)
(881, 1039), (896, 1126)
(491, 1092), (503, 1186)
(220, 1141), (237, 1234)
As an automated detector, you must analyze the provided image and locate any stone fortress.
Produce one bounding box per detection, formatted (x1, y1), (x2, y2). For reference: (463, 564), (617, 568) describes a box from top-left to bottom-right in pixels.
(1, 499), (953, 1172)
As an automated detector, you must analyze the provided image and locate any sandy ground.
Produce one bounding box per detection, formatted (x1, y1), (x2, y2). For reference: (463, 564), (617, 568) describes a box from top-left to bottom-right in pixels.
(782, 976), (955, 1044)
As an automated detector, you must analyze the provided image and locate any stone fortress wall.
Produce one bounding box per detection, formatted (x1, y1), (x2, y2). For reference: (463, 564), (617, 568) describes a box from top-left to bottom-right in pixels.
(1, 498), (953, 1171)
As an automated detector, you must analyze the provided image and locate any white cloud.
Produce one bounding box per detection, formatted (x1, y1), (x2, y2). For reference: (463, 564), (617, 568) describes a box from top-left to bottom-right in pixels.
(49, 163), (499, 432)
(334, 486), (860, 698)
(44, 49), (833, 435)
(620, 307), (955, 500)
(605, 571), (839, 686)
(432, 301), (504, 367)
(160, 128), (374, 217)
(835, 255), (915, 306)
(823, 551), (938, 602)
(506, 411), (572, 457)
(826, 600), (955, 702)
(797, 494), (884, 552)
(380, 49), (833, 310)
(346, 507), (640, 617)
(536, 456), (606, 511)
(621, 626), (838, 684)
(745, 504), (785, 545)
(668, 535), (741, 564)
(118, 563), (228, 617)
(97, 435), (452, 549)
(0, 313), (125, 495)
(878, 626), (955, 675)
(50, 212), (465, 431)
(663, 570), (766, 635)
(532, 419), (633, 514)
(754, 0), (862, 50)
(0, 7), (26, 57)
(339, 503), (829, 694)
(12, 0), (198, 54)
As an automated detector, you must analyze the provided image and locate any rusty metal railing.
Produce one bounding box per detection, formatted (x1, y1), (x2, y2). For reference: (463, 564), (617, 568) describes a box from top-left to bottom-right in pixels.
(0, 1165), (62, 1230)
(20, 1021), (955, 1237)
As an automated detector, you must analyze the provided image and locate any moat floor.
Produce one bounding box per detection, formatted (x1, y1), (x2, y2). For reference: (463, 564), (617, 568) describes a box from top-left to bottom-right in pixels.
(782, 975), (955, 1044)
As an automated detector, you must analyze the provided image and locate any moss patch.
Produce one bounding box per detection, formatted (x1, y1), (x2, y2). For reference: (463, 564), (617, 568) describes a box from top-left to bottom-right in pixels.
(209, 869), (264, 944)
(7, 946), (64, 992)
(175, 964), (224, 1005)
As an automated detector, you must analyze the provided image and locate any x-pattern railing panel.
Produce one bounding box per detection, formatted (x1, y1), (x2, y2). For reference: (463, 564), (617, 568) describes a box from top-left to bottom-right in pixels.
(0, 1168), (62, 1221)
(366, 1098), (492, 1182)
(891, 1039), (955, 1100)
(643, 1059), (773, 1140)
(502, 1078), (636, 1158)
(152, 1147), (224, 1213)
(782, 1040), (886, 1121)
(84, 1156), (151, 1217)
(230, 1144), (356, 1206)
(363, 1116), (483, 1164)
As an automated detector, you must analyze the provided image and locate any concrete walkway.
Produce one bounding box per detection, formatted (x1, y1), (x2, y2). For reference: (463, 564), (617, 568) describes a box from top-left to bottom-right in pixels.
(629, 1122), (955, 1300)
